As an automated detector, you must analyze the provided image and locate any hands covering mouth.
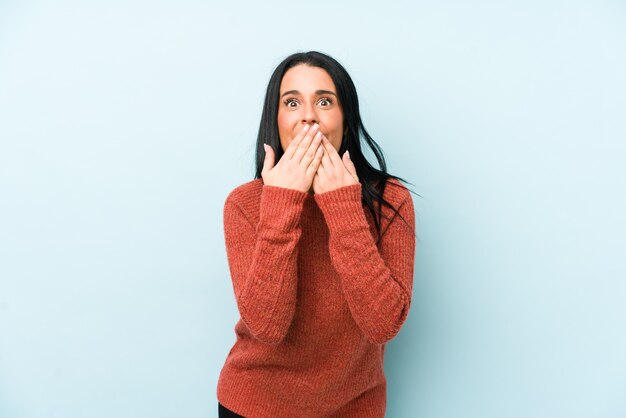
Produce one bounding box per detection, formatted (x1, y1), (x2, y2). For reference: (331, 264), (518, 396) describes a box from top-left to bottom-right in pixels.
(261, 123), (359, 194)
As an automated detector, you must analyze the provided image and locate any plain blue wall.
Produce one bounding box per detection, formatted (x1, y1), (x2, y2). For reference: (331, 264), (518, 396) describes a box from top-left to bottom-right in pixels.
(1, 1), (624, 417)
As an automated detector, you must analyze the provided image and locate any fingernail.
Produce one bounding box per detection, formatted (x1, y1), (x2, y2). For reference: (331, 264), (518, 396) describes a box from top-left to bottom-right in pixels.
(346, 150), (350, 158)
(312, 123), (319, 131)
(263, 143), (268, 151)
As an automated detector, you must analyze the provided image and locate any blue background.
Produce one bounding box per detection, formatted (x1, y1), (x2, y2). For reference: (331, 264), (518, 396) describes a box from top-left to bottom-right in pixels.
(1, 1), (625, 417)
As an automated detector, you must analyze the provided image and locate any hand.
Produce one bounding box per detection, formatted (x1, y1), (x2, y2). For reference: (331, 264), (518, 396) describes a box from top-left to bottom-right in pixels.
(262, 123), (324, 193)
(312, 133), (359, 194)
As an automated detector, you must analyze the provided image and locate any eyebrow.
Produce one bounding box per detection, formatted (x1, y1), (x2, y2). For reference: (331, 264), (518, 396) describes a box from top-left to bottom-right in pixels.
(280, 89), (337, 98)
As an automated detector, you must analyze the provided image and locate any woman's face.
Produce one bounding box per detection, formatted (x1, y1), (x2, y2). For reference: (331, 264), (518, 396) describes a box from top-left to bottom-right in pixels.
(277, 64), (344, 153)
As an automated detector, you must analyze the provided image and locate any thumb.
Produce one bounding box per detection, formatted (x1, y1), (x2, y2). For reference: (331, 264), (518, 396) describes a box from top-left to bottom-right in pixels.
(343, 150), (358, 180)
(262, 143), (275, 172)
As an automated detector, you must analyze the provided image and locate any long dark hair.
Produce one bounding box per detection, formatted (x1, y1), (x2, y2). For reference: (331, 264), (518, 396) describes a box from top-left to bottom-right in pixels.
(254, 51), (414, 243)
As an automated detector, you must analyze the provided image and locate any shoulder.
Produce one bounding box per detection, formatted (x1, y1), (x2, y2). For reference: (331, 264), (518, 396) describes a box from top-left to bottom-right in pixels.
(224, 178), (264, 215)
(373, 178), (415, 235)
(379, 178), (413, 210)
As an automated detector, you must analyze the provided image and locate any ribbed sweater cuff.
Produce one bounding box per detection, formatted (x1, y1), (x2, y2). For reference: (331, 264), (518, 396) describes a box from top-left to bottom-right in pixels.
(313, 184), (366, 232)
(259, 185), (308, 230)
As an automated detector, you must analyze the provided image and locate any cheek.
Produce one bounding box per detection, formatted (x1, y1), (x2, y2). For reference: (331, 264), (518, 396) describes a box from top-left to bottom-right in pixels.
(277, 113), (297, 152)
(277, 112), (287, 134)
(327, 112), (344, 146)
(328, 111), (343, 133)
(277, 112), (299, 136)
(276, 114), (289, 147)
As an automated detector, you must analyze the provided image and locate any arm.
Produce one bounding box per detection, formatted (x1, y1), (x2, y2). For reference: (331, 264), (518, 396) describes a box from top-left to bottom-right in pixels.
(314, 183), (416, 344)
(223, 185), (307, 345)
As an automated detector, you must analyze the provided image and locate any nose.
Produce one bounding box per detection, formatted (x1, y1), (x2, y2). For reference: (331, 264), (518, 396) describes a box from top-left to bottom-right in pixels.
(301, 101), (318, 125)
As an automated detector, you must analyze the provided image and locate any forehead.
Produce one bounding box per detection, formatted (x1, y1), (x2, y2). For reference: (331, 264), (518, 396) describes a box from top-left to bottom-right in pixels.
(280, 64), (336, 93)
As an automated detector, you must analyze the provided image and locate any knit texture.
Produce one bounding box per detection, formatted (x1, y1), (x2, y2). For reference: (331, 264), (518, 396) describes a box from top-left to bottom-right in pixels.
(217, 178), (416, 417)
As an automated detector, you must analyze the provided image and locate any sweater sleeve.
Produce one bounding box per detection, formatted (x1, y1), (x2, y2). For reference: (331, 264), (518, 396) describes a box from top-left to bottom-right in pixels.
(223, 184), (307, 345)
(314, 182), (416, 344)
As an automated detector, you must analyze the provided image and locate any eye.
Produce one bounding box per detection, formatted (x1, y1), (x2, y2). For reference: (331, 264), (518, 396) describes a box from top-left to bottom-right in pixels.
(318, 97), (333, 106)
(284, 98), (299, 108)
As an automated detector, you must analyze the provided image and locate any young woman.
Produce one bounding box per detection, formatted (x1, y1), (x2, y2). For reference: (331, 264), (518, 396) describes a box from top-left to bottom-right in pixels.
(216, 51), (416, 418)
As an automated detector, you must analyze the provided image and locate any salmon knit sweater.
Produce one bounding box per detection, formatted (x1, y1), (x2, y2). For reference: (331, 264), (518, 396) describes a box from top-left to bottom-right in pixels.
(217, 177), (416, 417)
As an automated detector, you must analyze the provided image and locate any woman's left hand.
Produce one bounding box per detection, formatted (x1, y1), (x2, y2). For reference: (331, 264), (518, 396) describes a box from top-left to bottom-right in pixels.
(312, 134), (359, 194)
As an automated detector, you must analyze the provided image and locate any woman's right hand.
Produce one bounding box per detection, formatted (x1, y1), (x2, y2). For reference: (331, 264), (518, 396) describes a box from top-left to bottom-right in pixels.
(261, 123), (325, 193)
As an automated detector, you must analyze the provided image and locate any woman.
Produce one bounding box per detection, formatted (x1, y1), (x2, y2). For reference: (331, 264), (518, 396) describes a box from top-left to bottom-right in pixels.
(217, 51), (416, 417)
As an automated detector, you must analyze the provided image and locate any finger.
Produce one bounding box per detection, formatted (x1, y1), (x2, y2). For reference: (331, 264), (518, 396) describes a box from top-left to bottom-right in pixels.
(321, 135), (342, 167)
(262, 143), (275, 172)
(320, 139), (333, 169)
(341, 150), (356, 177)
(283, 124), (311, 159)
(316, 159), (326, 183)
(343, 150), (359, 181)
(300, 130), (323, 165)
(306, 143), (324, 179)
(293, 124), (320, 163)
